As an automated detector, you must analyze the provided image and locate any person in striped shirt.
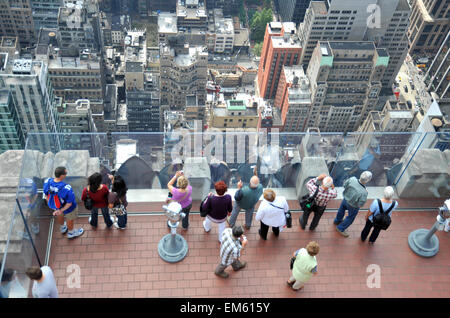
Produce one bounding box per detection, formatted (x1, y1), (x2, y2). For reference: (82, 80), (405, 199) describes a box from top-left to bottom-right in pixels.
(214, 225), (247, 278)
(300, 174), (337, 231)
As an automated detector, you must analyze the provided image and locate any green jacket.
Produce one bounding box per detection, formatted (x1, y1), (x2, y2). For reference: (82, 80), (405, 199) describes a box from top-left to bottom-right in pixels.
(234, 184), (263, 210)
(343, 176), (368, 208)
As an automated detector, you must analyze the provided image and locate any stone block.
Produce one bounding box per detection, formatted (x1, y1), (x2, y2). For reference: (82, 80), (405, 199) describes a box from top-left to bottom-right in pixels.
(183, 157), (211, 200)
(396, 149), (450, 198)
(295, 157), (329, 200)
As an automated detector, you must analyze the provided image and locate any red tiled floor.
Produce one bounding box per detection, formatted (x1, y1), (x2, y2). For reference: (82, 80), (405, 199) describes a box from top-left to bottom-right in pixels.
(49, 208), (450, 298)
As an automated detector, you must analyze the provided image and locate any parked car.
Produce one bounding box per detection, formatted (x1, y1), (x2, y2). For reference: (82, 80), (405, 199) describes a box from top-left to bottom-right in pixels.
(404, 85), (408, 93)
(407, 100), (412, 108)
(411, 83), (415, 90)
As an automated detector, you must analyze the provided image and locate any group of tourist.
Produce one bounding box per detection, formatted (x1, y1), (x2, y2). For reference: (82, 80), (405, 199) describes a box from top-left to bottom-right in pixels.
(43, 167), (129, 240)
(19, 165), (404, 297)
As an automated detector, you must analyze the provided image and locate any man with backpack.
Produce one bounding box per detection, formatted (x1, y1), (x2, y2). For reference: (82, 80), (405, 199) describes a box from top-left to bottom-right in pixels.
(43, 167), (84, 239)
(361, 186), (398, 244)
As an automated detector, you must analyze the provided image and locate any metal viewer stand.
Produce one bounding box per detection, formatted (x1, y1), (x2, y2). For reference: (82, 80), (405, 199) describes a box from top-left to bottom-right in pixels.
(408, 199), (450, 257)
(158, 202), (189, 263)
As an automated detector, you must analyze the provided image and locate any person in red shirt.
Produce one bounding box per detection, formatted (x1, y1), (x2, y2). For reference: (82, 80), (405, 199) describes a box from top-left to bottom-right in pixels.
(81, 173), (114, 228)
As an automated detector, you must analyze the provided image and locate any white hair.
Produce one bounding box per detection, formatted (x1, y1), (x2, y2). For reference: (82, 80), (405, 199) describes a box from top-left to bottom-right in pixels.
(383, 186), (395, 200)
(250, 176), (260, 188)
(359, 171), (372, 184)
(323, 176), (333, 188)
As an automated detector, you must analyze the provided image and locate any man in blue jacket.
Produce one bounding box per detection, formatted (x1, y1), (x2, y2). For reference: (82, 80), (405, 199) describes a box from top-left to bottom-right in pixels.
(43, 167), (84, 239)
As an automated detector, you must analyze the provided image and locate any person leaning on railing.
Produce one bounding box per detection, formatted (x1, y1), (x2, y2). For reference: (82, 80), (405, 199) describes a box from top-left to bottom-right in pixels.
(300, 174), (337, 231)
(255, 189), (288, 240)
(334, 171), (372, 238)
(228, 167), (263, 230)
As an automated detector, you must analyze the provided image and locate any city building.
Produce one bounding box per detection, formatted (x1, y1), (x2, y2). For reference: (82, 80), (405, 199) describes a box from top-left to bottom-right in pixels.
(425, 30), (449, 106)
(47, 51), (105, 102)
(57, 2), (100, 56)
(0, 37), (20, 57)
(210, 93), (261, 130)
(257, 22), (302, 100)
(30, 0), (63, 32)
(212, 9), (234, 53)
(126, 90), (160, 132)
(0, 90), (25, 153)
(148, 0), (177, 13)
(185, 94), (205, 122)
(160, 44), (208, 109)
(299, 0), (411, 90)
(0, 56), (60, 150)
(177, 0), (208, 30)
(277, 0), (311, 26)
(305, 41), (388, 132)
(0, 0), (36, 47)
(408, 0), (449, 54)
(273, 65), (312, 132)
(57, 99), (97, 150)
(206, 0), (239, 16)
(158, 12), (178, 45)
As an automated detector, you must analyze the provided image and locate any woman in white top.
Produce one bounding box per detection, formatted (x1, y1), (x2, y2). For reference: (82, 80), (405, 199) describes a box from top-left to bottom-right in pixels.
(255, 189), (289, 240)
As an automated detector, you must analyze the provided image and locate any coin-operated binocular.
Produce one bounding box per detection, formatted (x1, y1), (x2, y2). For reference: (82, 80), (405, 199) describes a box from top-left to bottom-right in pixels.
(408, 199), (450, 257)
(158, 202), (189, 263)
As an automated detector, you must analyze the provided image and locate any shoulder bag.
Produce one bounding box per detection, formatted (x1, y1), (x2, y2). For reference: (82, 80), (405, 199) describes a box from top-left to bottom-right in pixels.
(83, 186), (94, 210)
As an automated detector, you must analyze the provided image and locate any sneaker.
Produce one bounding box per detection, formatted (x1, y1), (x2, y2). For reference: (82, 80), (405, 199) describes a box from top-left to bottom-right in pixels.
(113, 222), (126, 230)
(202, 220), (210, 233)
(67, 228), (84, 239)
(309, 227), (316, 231)
(60, 222), (68, 235)
(31, 223), (40, 235)
(215, 271), (229, 278)
(336, 226), (349, 237)
(333, 220), (342, 225)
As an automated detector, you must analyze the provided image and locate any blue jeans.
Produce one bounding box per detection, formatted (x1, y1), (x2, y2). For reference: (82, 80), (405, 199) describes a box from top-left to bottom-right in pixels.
(229, 202), (254, 228)
(334, 199), (360, 232)
(90, 207), (113, 227)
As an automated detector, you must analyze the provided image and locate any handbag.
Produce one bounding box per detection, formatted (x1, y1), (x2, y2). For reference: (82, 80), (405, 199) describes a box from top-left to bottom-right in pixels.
(83, 187), (94, 210)
(111, 193), (127, 216)
(299, 181), (320, 212)
(290, 256), (296, 270)
(268, 202), (292, 228)
(373, 199), (395, 230)
(199, 194), (212, 217)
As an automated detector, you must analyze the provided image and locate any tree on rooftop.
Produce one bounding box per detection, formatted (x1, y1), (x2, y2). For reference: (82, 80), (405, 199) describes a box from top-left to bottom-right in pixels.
(250, 8), (273, 43)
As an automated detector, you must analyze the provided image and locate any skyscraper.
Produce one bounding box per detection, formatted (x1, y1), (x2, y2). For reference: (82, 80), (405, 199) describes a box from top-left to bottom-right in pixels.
(425, 30), (449, 105)
(305, 41), (388, 132)
(277, 0), (311, 26)
(0, 0), (36, 47)
(408, 0), (449, 54)
(0, 90), (25, 153)
(0, 56), (60, 150)
(257, 22), (302, 100)
(30, 0), (64, 32)
(299, 0), (410, 90)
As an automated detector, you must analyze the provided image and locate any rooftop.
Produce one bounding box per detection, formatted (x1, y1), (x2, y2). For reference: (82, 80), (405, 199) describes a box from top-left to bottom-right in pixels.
(158, 13), (178, 34)
(328, 41), (376, 52)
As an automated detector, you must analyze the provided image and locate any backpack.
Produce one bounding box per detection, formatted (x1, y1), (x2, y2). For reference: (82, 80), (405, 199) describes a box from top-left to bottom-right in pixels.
(373, 199), (395, 230)
(83, 187), (94, 210)
(111, 192), (127, 216)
